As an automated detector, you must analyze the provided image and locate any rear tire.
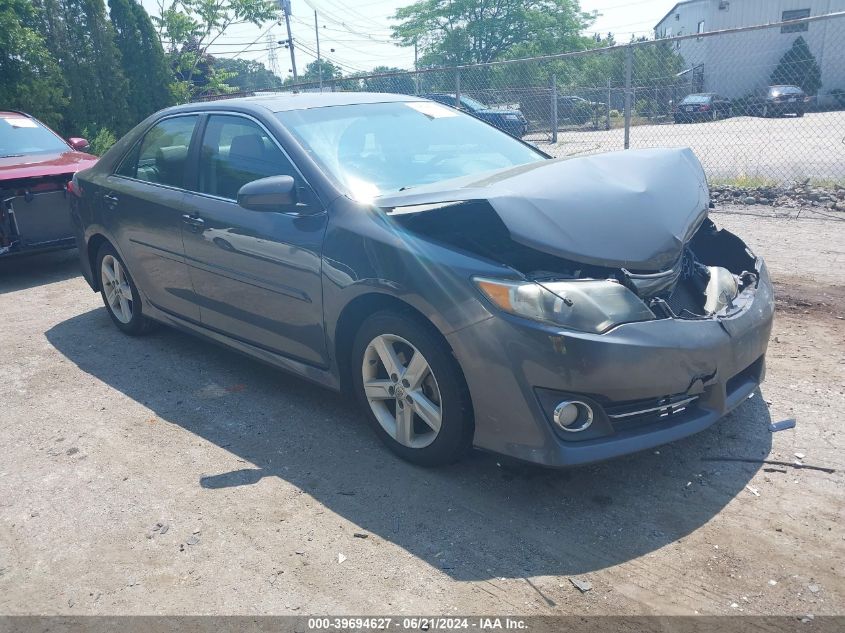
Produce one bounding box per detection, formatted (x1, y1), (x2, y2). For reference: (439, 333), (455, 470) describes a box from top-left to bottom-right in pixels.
(351, 310), (473, 466)
(96, 242), (155, 336)
(796, 108), (805, 117)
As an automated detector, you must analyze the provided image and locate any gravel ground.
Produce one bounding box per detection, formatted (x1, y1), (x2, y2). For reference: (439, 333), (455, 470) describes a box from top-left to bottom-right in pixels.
(532, 112), (845, 184)
(0, 208), (842, 616)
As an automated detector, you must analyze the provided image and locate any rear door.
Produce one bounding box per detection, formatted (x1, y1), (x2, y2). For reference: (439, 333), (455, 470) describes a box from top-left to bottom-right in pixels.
(101, 114), (200, 320)
(180, 113), (328, 366)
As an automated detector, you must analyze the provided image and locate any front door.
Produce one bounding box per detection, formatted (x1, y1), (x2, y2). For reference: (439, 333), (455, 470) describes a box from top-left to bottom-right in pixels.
(103, 114), (200, 321)
(181, 113), (328, 367)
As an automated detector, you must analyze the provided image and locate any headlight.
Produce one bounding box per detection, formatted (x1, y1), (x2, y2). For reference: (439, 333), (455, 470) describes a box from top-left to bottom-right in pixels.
(474, 277), (655, 334)
(503, 114), (520, 121)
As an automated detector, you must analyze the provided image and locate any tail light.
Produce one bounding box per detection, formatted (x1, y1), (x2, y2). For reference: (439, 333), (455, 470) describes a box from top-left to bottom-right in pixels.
(67, 174), (82, 198)
(700, 104), (711, 111)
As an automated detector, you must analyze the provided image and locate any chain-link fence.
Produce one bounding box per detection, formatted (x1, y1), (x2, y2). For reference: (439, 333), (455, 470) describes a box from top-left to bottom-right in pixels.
(197, 11), (845, 188)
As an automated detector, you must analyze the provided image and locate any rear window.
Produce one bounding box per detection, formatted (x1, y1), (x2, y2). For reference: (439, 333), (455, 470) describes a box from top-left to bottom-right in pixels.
(681, 95), (711, 104)
(0, 115), (69, 157)
(770, 86), (803, 96)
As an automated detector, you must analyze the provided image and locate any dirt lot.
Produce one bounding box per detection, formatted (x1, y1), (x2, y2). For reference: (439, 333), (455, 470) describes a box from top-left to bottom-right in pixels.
(532, 112), (845, 183)
(0, 207), (843, 616)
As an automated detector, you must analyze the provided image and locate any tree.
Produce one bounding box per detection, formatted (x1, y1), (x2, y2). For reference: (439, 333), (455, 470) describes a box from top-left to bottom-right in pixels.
(108, 0), (173, 124)
(392, 0), (595, 66)
(35, 0), (132, 135)
(0, 0), (67, 129)
(153, 0), (278, 100)
(215, 58), (282, 92)
(282, 59), (344, 88)
(363, 66), (415, 95)
(770, 36), (822, 96)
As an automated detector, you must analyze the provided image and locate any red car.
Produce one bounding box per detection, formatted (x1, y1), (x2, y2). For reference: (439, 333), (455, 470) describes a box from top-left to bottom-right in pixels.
(1, 110), (98, 257)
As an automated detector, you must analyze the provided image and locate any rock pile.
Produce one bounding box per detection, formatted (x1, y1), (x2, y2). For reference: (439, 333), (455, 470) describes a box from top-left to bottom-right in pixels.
(711, 182), (845, 210)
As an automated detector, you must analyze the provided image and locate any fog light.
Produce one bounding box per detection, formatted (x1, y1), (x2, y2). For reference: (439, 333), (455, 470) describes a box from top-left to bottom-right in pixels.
(553, 400), (594, 432)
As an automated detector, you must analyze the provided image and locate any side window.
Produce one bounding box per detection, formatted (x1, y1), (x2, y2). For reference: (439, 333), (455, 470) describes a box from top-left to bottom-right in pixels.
(114, 141), (141, 177)
(133, 116), (199, 187)
(197, 115), (297, 200)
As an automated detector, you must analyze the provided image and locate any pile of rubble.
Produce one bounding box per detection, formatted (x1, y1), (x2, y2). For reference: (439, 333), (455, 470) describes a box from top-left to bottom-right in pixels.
(711, 182), (845, 210)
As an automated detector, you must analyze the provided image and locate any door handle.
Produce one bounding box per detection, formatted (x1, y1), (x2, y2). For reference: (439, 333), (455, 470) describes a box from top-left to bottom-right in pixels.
(103, 192), (119, 209)
(181, 213), (205, 230)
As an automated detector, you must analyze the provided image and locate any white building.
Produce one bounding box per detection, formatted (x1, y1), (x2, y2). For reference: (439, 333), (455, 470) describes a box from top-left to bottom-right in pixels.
(654, 0), (845, 103)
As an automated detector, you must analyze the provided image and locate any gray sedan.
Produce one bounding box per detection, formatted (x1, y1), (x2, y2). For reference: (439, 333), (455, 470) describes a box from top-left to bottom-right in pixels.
(69, 93), (774, 467)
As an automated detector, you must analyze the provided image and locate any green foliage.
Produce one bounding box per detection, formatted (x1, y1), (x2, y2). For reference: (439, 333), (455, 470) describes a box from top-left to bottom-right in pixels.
(392, 0), (596, 66)
(215, 58), (282, 92)
(81, 126), (117, 155)
(301, 59), (343, 84)
(108, 0), (173, 122)
(0, 0), (68, 129)
(35, 0), (132, 135)
(363, 66), (415, 95)
(770, 36), (822, 95)
(153, 0), (278, 100)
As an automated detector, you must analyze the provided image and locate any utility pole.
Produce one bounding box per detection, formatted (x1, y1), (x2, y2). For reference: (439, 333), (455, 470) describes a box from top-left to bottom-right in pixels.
(280, 0), (297, 83)
(314, 10), (322, 92)
(413, 38), (419, 94)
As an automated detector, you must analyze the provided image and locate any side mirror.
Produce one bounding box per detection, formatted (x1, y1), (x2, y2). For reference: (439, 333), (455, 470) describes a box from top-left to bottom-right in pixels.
(68, 137), (90, 152)
(237, 175), (315, 214)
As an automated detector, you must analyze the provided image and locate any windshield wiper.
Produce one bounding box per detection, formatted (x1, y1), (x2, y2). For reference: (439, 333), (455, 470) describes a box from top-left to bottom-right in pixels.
(0, 154), (23, 158)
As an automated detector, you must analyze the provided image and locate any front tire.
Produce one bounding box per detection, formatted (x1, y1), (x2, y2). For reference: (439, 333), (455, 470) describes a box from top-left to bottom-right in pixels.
(351, 311), (473, 466)
(97, 242), (154, 336)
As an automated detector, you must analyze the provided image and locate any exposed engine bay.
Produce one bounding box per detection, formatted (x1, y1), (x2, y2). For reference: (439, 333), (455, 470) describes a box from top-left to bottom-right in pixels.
(0, 175), (74, 255)
(390, 199), (758, 321)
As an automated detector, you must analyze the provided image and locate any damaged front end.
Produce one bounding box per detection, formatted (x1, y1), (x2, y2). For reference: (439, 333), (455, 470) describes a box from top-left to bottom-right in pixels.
(388, 196), (760, 332)
(374, 148), (773, 465)
(1, 175), (76, 256)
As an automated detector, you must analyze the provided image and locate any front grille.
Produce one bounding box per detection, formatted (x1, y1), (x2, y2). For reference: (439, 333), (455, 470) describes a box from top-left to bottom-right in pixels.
(666, 278), (705, 316)
(605, 393), (699, 431)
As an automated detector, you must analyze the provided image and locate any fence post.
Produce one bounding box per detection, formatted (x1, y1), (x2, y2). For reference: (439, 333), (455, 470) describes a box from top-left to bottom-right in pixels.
(455, 69), (461, 108)
(606, 78), (611, 130)
(550, 74), (558, 144)
(624, 44), (633, 150)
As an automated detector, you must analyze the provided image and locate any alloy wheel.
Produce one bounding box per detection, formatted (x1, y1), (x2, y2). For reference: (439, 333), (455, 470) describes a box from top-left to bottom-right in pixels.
(361, 333), (443, 449)
(101, 254), (133, 324)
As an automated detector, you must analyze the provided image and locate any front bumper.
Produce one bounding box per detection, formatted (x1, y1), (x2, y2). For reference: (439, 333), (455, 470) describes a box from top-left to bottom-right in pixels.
(446, 261), (775, 467)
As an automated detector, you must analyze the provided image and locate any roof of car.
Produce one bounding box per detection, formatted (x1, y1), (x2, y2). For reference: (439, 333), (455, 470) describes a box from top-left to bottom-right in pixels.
(177, 92), (422, 114)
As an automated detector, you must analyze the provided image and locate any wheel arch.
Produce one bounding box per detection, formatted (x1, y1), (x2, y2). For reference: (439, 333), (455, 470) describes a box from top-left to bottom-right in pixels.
(86, 233), (110, 291)
(332, 292), (467, 400)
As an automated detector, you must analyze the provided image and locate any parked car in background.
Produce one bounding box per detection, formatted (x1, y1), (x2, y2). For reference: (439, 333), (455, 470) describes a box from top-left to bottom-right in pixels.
(70, 93), (773, 468)
(0, 111), (97, 256)
(557, 96), (603, 125)
(749, 85), (810, 117)
(673, 94), (732, 123)
(420, 93), (528, 137)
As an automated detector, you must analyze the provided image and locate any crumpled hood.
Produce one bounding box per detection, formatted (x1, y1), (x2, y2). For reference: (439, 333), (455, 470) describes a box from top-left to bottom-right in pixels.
(378, 147), (710, 271)
(0, 150), (98, 182)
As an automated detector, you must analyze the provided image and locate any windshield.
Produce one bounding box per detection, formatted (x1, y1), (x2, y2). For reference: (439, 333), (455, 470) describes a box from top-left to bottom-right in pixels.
(681, 95), (711, 104)
(0, 115), (69, 157)
(276, 101), (544, 201)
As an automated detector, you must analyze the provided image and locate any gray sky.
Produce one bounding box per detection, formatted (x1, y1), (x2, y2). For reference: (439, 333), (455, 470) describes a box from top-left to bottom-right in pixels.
(141, 0), (678, 79)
